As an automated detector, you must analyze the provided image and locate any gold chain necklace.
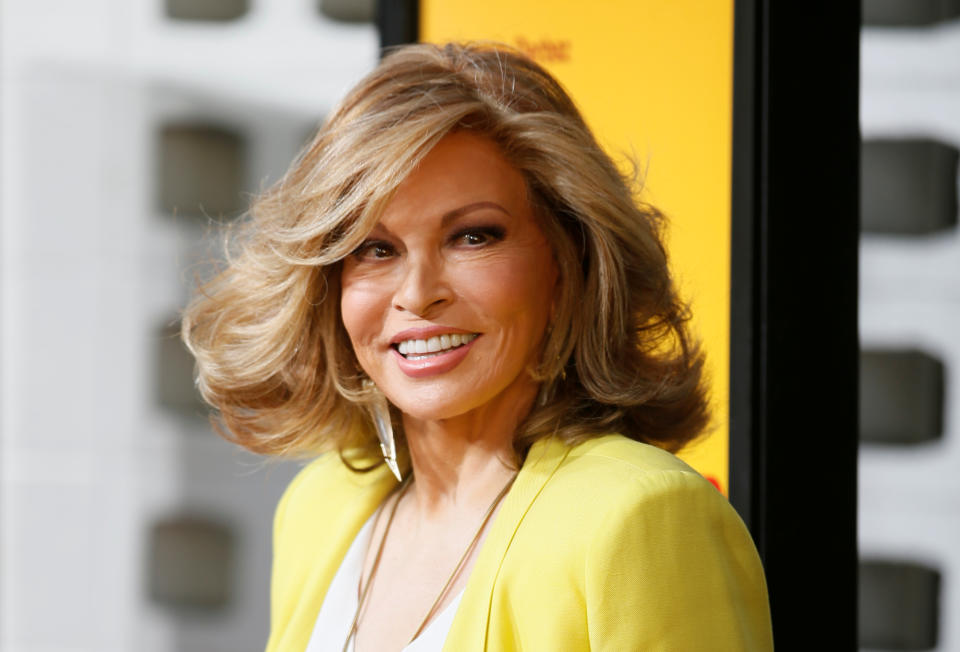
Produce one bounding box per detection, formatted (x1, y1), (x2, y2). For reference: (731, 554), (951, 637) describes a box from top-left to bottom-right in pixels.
(343, 474), (516, 650)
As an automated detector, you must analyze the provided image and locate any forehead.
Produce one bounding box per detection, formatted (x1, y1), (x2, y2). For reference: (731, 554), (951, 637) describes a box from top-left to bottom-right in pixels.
(378, 131), (532, 225)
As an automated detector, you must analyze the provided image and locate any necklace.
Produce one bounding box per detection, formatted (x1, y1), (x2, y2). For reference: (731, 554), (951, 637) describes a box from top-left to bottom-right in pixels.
(343, 474), (517, 650)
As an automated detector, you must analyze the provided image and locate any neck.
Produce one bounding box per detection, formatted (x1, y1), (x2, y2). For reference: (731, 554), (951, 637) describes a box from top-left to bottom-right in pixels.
(401, 387), (534, 517)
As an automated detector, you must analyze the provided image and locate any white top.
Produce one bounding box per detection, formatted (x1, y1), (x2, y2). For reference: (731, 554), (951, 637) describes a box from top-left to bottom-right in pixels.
(305, 512), (464, 652)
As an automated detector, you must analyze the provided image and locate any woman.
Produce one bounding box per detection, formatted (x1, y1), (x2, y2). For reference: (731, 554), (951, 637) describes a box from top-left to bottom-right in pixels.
(183, 43), (773, 650)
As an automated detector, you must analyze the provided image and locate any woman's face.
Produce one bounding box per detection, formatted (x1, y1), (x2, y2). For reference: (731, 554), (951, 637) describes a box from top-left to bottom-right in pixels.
(340, 131), (558, 423)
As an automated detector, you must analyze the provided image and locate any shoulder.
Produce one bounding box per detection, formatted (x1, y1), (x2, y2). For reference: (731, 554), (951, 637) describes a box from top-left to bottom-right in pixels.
(518, 434), (764, 591)
(273, 454), (342, 532)
(563, 432), (701, 475)
(271, 454), (347, 570)
(545, 433), (723, 515)
(274, 452), (393, 538)
(274, 453), (394, 549)
(506, 435), (773, 649)
(513, 434), (747, 562)
(275, 453), (341, 505)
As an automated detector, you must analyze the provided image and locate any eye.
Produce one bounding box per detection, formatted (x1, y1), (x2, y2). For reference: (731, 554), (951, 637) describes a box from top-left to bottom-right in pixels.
(352, 240), (396, 260)
(452, 226), (506, 247)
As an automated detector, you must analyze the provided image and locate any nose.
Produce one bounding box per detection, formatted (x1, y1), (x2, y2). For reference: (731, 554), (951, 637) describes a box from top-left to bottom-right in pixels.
(392, 252), (452, 318)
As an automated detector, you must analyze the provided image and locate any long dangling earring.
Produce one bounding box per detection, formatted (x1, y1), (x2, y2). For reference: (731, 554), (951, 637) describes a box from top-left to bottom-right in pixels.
(362, 379), (402, 482)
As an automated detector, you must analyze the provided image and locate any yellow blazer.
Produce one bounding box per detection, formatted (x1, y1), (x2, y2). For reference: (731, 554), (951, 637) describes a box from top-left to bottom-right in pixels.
(266, 434), (773, 651)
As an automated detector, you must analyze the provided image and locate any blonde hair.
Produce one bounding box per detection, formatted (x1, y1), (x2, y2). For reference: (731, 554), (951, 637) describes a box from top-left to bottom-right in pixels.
(182, 42), (709, 462)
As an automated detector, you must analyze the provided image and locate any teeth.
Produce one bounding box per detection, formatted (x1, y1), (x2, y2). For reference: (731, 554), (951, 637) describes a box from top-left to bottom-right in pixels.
(396, 333), (478, 358)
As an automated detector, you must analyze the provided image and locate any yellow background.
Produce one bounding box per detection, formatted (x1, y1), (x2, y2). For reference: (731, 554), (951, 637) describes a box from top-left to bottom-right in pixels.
(421, 0), (735, 493)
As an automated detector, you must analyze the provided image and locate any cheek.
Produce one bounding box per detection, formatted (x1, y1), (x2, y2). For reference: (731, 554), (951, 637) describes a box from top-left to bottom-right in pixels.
(339, 278), (388, 352)
(464, 250), (557, 336)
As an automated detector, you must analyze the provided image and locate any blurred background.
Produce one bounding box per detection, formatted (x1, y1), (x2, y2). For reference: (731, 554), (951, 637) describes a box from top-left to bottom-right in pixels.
(0, 1), (958, 651)
(859, 3), (960, 651)
(1, 1), (378, 650)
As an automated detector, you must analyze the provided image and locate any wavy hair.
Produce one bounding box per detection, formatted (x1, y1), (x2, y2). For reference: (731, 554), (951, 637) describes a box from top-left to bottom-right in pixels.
(182, 42), (709, 462)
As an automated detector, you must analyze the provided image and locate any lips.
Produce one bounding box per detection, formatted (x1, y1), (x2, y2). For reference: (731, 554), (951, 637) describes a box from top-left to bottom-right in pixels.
(390, 330), (480, 378)
(395, 333), (479, 359)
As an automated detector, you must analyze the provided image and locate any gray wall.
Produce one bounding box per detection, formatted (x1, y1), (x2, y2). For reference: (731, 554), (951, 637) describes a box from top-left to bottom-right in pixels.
(0, 2), (376, 650)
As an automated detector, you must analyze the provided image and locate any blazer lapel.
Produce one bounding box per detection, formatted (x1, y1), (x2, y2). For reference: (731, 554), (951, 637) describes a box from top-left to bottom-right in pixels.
(443, 437), (572, 650)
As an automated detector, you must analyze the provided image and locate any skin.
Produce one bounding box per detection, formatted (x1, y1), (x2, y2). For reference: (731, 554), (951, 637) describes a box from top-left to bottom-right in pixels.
(339, 130), (558, 649)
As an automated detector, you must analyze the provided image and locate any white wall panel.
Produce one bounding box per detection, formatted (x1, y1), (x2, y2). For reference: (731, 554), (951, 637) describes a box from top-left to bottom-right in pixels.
(1, 1), (377, 649)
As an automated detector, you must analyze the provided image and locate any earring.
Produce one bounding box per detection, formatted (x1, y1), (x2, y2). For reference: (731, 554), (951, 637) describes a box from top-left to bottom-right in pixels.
(362, 379), (402, 482)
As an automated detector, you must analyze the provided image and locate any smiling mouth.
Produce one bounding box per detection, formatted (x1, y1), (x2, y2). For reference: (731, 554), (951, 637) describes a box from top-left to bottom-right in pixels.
(393, 333), (479, 360)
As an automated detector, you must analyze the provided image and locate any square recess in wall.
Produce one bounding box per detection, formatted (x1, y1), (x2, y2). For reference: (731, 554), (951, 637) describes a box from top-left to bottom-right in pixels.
(863, 0), (960, 27)
(155, 320), (209, 420)
(861, 139), (959, 235)
(320, 0), (375, 22)
(166, 0), (248, 21)
(860, 349), (944, 445)
(148, 515), (235, 610)
(158, 123), (248, 220)
(859, 559), (940, 649)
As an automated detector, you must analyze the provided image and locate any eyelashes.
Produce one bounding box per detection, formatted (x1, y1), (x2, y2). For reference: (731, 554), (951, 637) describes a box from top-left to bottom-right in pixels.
(351, 240), (396, 260)
(450, 225), (506, 246)
(351, 224), (507, 261)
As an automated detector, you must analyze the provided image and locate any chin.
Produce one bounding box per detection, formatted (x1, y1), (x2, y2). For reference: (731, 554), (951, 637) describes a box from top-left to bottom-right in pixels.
(384, 373), (538, 427)
(390, 393), (481, 423)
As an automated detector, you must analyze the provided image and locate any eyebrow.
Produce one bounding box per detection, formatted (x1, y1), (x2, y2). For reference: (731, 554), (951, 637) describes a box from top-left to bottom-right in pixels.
(440, 201), (512, 228)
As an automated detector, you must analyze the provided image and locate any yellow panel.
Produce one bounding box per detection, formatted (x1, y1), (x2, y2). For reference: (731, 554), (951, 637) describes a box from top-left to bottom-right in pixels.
(422, 0), (734, 494)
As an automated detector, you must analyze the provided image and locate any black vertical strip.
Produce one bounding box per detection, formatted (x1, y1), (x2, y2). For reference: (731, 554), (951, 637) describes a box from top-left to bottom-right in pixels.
(729, 1), (859, 647)
(377, 0), (419, 52)
(729, 0), (759, 536)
